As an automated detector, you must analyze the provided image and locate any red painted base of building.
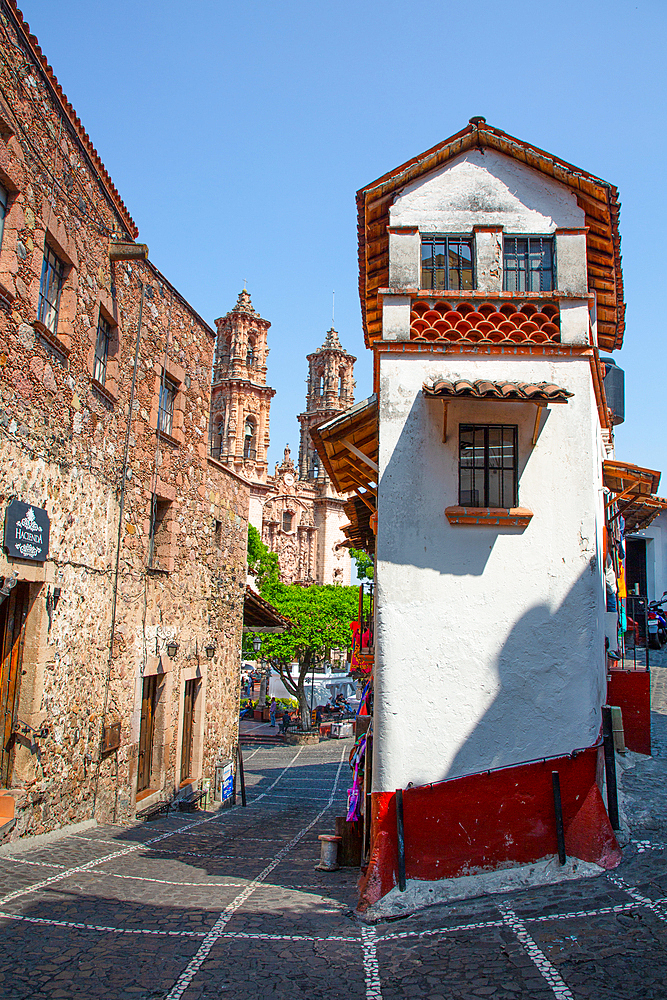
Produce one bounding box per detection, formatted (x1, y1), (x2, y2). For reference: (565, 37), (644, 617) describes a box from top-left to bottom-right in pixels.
(607, 668), (651, 755)
(358, 745), (620, 912)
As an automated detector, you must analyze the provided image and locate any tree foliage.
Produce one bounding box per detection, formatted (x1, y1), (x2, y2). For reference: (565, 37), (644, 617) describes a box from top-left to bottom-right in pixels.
(259, 582), (360, 726)
(350, 547), (374, 580)
(247, 524), (279, 591)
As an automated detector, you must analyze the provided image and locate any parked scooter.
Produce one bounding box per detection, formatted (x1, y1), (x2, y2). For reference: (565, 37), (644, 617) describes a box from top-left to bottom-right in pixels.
(648, 592), (667, 648)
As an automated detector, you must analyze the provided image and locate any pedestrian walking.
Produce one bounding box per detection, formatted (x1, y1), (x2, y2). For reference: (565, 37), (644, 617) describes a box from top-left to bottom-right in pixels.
(270, 697), (276, 727)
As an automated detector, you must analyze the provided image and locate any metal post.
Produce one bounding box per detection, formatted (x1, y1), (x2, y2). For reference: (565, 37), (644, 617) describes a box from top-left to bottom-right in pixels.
(395, 787), (406, 892)
(237, 743), (247, 807)
(601, 706), (620, 831)
(551, 771), (566, 865)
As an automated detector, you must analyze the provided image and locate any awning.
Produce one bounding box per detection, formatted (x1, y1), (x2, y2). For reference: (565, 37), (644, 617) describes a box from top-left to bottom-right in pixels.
(423, 379), (573, 446)
(422, 379), (573, 403)
(603, 460), (667, 532)
(340, 496), (375, 555)
(243, 586), (291, 634)
(311, 395), (379, 498)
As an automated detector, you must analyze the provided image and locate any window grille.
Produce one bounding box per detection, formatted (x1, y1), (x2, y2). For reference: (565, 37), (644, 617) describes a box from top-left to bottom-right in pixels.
(503, 236), (554, 292)
(421, 236), (474, 291)
(158, 377), (177, 436)
(93, 314), (111, 385)
(459, 424), (518, 508)
(38, 245), (65, 335)
(282, 511), (293, 532)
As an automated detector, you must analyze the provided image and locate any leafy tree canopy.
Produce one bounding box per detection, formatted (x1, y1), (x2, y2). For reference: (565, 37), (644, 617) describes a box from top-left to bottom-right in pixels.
(247, 524), (279, 591)
(260, 582), (359, 666)
(350, 547), (374, 581)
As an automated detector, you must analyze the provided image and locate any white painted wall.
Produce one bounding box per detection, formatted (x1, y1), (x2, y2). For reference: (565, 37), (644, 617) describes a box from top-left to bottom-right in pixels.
(389, 149), (585, 235)
(373, 353), (606, 792)
(628, 511), (667, 602)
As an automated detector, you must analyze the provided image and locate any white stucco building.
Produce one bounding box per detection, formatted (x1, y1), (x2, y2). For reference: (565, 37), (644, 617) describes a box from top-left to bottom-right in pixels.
(315, 119), (631, 907)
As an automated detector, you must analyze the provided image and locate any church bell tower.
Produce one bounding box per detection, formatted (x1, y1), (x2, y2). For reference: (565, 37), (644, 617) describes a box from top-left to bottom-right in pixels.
(298, 327), (356, 482)
(210, 290), (275, 483)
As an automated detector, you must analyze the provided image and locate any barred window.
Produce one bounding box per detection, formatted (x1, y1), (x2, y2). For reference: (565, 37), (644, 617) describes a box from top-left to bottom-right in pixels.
(503, 236), (554, 292)
(38, 244), (65, 335)
(93, 313), (111, 385)
(421, 236), (474, 291)
(158, 377), (177, 436)
(459, 424), (518, 508)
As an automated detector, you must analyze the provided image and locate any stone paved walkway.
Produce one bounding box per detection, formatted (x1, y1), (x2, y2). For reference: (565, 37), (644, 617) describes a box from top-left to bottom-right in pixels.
(1, 694), (667, 998)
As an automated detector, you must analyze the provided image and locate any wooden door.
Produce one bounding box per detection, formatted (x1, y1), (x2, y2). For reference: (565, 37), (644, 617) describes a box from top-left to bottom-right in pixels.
(137, 674), (158, 793)
(180, 679), (197, 783)
(0, 583), (30, 788)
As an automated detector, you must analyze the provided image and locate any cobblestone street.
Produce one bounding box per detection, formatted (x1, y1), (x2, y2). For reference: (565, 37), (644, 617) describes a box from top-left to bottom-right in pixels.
(1, 678), (667, 1000)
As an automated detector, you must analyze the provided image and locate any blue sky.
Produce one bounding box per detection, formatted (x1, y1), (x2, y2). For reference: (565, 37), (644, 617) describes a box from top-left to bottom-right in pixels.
(19, 0), (667, 479)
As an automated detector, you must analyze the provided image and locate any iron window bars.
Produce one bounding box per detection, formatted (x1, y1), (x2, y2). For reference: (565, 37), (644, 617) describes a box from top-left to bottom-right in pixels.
(459, 424), (518, 508)
(421, 236), (474, 291)
(93, 313), (111, 385)
(38, 244), (65, 335)
(503, 236), (554, 292)
(158, 376), (177, 436)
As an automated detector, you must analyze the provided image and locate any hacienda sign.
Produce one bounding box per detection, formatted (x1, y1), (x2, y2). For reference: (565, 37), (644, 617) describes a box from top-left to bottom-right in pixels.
(4, 500), (50, 562)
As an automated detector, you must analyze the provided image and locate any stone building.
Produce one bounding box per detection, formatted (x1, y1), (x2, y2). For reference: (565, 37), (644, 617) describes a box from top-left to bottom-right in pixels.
(0, 3), (248, 839)
(211, 291), (355, 585)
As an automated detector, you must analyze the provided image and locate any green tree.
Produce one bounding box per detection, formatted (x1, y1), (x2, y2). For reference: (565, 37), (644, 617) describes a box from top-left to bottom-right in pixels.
(258, 583), (360, 727)
(247, 524), (279, 591)
(350, 547), (374, 581)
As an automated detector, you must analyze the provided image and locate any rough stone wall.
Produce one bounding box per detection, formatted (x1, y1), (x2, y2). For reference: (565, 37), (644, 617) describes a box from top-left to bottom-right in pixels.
(0, 8), (248, 838)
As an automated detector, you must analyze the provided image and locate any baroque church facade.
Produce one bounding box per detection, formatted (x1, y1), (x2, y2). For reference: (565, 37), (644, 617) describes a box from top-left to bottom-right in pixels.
(210, 291), (355, 585)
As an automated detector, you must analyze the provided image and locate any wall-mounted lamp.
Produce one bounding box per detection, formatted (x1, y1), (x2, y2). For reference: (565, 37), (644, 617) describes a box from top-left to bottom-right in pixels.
(204, 643), (216, 660)
(252, 635), (262, 654)
(0, 570), (18, 597)
(166, 640), (179, 658)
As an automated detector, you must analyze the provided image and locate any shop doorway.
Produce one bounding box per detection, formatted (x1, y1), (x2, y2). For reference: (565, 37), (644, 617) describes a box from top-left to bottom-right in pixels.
(137, 674), (159, 794)
(180, 678), (198, 784)
(1, 583), (30, 788)
(626, 538), (648, 598)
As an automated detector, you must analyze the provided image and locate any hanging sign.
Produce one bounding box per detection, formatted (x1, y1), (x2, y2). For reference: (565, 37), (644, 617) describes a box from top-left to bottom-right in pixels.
(4, 501), (50, 562)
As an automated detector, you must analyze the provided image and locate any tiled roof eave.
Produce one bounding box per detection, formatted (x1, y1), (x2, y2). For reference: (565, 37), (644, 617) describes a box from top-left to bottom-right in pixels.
(6, 1), (138, 238)
(422, 379), (573, 404)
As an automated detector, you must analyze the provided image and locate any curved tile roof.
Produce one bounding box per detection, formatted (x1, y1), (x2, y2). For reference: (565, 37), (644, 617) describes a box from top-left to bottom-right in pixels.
(422, 379), (573, 403)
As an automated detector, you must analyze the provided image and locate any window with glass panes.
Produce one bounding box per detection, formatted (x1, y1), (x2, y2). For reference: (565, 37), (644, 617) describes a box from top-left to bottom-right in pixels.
(459, 425), (518, 508)
(421, 236), (474, 291)
(93, 313), (111, 385)
(38, 245), (65, 335)
(158, 377), (177, 436)
(503, 237), (554, 292)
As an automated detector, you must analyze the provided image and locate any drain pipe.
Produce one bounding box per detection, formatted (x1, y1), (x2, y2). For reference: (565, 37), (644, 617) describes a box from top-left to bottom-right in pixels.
(92, 277), (145, 819)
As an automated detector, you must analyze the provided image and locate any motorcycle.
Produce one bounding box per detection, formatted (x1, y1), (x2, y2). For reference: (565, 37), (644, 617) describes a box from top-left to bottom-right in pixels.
(648, 593), (667, 648)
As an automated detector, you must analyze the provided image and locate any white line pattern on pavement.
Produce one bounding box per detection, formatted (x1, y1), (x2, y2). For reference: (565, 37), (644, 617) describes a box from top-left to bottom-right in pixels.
(497, 902), (574, 1000)
(607, 873), (667, 923)
(361, 925), (383, 1000)
(163, 746), (347, 1000)
(0, 748), (310, 907)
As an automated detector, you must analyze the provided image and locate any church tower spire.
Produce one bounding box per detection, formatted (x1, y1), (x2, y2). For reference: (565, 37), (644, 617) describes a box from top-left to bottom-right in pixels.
(210, 290), (275, 483)
(298, 327), (356, 481)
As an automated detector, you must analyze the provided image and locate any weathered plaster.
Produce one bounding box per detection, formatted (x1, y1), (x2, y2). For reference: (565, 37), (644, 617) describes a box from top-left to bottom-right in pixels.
(389, 149), (586, 235)
(374, 353), (606, 793)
